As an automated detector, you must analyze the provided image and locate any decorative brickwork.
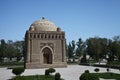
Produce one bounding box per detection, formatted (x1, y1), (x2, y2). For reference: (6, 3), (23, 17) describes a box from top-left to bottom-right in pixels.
(25, 18), (67, 68)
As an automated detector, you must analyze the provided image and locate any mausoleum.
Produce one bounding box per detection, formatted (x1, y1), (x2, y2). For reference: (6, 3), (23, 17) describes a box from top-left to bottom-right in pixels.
(25, 17), (67, 68)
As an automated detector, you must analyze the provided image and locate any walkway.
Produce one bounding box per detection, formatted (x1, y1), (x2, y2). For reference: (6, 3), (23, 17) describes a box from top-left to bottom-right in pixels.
(0, 65), (120, 80)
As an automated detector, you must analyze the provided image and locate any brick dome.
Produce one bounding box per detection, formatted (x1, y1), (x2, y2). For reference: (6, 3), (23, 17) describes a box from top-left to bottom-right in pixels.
(30, 17), (57, 31)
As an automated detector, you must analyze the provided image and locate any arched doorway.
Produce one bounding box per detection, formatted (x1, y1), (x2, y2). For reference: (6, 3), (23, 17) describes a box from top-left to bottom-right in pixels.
(42, 47), (52, 64)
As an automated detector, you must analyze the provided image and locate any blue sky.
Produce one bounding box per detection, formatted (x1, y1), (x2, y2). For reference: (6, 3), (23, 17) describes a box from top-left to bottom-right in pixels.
(0, 0), (120, 43)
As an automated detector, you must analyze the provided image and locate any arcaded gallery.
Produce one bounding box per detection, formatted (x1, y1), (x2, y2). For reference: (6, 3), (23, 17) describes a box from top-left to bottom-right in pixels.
(25, 17), (67, 68)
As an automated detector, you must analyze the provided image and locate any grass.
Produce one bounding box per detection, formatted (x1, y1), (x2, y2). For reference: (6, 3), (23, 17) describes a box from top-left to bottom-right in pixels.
(12, 75), (63, 80)
(91, 73), (120, 80)
(12, 73), (120, 80)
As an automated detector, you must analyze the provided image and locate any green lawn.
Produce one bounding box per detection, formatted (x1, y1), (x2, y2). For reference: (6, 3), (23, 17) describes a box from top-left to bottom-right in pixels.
(12, 75), (63, 80)
(91, 73), (120, 80)
(12, 73), (120, 80)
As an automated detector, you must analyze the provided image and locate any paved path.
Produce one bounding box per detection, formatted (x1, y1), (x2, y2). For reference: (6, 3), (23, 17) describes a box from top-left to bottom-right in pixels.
(0, 65), (120, 80)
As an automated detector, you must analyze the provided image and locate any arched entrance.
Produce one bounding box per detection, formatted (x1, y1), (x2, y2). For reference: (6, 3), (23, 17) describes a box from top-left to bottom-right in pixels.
(42, 47), (52, 64)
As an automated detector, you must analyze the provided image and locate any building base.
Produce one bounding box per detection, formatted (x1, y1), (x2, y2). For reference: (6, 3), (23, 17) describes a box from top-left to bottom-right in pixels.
(25, 62), (67, 69)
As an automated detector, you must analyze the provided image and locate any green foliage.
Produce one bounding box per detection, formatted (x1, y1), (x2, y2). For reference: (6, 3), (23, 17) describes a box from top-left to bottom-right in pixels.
(84, 70), (89, 73)
(107, 68), (109, 72)
(12, 75), (55, 80)
(45, 69), (50, 75)
(45, 68), (56, 75)
(12, 67), (25, 76)
(86, 37), (108, 61)
(0, 39), (24, 62)
(55, 73), (61, 80)
(80, 73), (99, 80)
(76, 38), (86, 57)
(67, 40), (75, 59)
(94, 68), (100, 72)
(48, 68), (56, 73)
(0, 39), (7, 61)
(91, 73), (120, 80)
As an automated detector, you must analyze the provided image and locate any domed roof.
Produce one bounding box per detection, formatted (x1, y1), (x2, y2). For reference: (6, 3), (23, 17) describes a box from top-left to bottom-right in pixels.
(30, 17), (57, 31)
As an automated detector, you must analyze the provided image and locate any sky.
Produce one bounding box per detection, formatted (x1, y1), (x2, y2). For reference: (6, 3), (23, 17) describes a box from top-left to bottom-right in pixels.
(0, 0), (120, 43)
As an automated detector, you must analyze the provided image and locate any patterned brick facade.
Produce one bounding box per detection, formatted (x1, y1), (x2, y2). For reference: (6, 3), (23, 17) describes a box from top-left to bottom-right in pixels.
(25, 18), (67, 68)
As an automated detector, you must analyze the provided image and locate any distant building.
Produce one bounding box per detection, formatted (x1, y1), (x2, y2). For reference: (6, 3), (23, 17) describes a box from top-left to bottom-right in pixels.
(25, 17), (67, 68)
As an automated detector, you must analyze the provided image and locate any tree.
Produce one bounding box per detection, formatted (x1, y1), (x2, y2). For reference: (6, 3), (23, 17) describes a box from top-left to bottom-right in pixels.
(98, 38), (109, 59)
(67, 40), (76, 62)
(14, 40), (25, 57)
(86, 37), (109, 61)
(108, 36), (120, 61)
(113, 36), (120, 61)
(76, 38), (86, 57)
(14, 40), (25, 61)
(71, 40), (76, 61)
(113, 35), (120, 42)
(0, 40), (24, 62)
(67, 43), (73, 59)
(6, 40), (22, 61)
(0, 39), (7, 62)
(86, 37), (100, 61)
(108, 41), (116, 61)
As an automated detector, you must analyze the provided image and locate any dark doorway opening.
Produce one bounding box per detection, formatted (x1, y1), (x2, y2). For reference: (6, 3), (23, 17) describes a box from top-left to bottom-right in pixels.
(43, 47), (52, 64)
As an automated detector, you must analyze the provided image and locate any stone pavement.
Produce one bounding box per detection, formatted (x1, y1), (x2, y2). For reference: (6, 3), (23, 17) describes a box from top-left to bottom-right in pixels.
(0, 65), (120, 80)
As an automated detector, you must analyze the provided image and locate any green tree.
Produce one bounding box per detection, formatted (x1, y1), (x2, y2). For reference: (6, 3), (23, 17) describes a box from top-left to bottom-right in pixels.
(76, 38), (86, 57)
(6, 40), (22, 61)
(0, 39), (7, 62)
(86, 37), (100, 61)
(86, 37), (109, 61)
(108, 36), (120, 61)
(113, 36), (120, 61)
(67, 43), (73, 59)
(14, 40), (25, 57)
(0, 40), (23, 62)
(14, 40), (25, 60)
(67, 40), (76, 62)
(99, 38), (109, 59)
(108, 41), (116, 61)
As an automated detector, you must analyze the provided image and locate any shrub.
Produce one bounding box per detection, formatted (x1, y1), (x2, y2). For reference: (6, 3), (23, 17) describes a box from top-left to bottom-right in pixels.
(55, 73), (61, 80)
(80, 73), (99, 80)
(94, 68), (100, 72)
(84, 70), (89, 73)
(12, 67), (25, 76)
(45, 68), (56, 75)
(45, 69), (50, 75)
(48, 68), (56, 73)
(107, 68), (109, 72)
